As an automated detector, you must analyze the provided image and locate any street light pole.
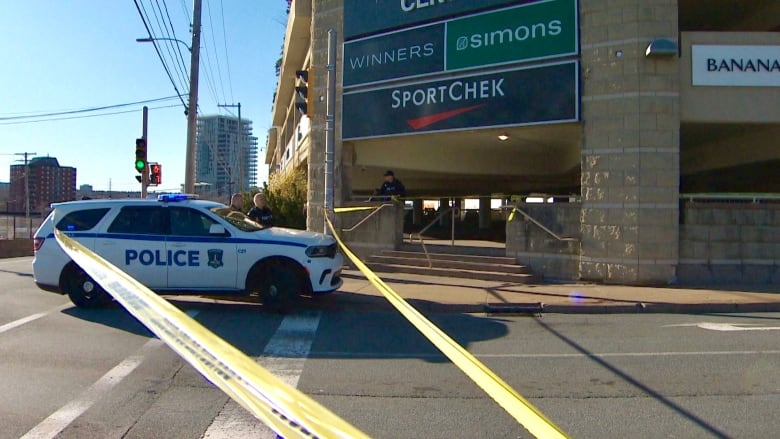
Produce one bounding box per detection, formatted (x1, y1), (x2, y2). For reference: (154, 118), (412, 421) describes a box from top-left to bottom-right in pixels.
(184, 0), (203, 194)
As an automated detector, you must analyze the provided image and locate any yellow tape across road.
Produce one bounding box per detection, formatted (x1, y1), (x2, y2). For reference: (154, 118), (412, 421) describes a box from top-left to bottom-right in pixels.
(325, 216), (568, 439)
(55, 230), (369, 439)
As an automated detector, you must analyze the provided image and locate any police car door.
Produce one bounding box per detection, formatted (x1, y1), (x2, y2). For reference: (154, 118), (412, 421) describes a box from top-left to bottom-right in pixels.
(98, 205), (168, 289)
(166, 207), (237, 290)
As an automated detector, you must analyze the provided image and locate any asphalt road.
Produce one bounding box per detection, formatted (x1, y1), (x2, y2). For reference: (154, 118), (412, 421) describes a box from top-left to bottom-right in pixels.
(1, 256), (779, 438)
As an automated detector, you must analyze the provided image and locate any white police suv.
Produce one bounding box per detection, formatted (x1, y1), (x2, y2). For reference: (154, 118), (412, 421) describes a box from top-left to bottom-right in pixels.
(32, 195), (343, 309)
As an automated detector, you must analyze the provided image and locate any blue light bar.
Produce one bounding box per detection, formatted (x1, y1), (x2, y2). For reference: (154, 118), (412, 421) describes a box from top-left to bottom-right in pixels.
(157, 194), (199, 202)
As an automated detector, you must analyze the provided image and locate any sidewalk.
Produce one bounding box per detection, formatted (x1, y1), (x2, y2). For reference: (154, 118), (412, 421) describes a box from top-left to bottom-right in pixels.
(336, 269), (780, 314)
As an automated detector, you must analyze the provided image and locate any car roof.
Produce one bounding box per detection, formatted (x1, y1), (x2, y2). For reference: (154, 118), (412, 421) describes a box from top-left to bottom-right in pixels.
(51, 198), (226, 210)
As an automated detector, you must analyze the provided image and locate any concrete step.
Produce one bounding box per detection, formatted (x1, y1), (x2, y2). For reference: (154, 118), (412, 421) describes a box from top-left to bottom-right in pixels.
(370, 255), (531, 274)
(400, 242), (506, 257)
(365, 263), (541, 284)
(380, 250), (516, 265)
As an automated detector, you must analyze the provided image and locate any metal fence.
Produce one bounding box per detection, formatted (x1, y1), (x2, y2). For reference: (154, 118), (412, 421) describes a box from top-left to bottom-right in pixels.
(0, 215), (45, 240)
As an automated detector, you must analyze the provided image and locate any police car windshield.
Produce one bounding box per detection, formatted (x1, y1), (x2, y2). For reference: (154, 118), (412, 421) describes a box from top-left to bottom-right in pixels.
(210, 207), (264, 232)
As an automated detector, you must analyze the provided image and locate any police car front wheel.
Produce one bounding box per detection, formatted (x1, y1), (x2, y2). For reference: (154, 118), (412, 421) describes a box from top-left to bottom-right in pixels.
(62, 263), (112, 308)
(250, 261), (301, 313)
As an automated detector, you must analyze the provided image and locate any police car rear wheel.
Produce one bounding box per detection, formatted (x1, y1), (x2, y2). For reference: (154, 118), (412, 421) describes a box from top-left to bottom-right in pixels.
(63, 264), (111, 308)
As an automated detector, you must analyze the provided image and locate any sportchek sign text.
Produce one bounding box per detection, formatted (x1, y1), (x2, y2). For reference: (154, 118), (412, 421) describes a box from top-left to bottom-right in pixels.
(342, 61), (579, 139)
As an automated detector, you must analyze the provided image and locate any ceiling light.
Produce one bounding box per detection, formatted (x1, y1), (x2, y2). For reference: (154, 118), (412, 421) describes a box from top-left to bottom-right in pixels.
(497, 133), (509, 141)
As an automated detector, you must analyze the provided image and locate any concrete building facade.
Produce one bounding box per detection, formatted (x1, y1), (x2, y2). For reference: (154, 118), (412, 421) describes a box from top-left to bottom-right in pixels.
(196, 115), (259, 197)
(267, 0), (780, 284)
(9, 157), (76, 213)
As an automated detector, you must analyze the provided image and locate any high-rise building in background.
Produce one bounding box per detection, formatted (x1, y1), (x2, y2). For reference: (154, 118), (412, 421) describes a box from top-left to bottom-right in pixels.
(9, 156), (76, 213)
(195, 115), (258, 198)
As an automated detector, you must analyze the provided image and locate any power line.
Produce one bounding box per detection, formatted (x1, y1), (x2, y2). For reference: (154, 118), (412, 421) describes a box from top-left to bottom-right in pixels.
(205, 0), (228, 104)
(151, 0), (191, 92)
(143, 0), (189, 94)
(0, 104), (180, 126)
(0, 96), (181, 121)
(200, 44), (222, 108)
(161, 0), (191, 89)
(179, 0), (191, 23)
(133, 0), (188, 109)
(219, 0), (234, 102)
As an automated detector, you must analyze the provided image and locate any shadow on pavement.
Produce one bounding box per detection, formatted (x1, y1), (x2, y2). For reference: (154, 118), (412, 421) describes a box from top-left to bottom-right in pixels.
(58, 293), (513, 364)
(535, 318), (732, 439)
(0, 268), (34, 278)
(61, 305), (154, 338)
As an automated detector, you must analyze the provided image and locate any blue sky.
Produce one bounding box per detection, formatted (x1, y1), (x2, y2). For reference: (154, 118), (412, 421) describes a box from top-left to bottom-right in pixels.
(0, 0), (288, 191)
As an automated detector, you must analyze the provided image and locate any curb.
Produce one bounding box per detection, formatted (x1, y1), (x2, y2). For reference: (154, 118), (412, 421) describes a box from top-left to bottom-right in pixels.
(485, 301), (780, 315)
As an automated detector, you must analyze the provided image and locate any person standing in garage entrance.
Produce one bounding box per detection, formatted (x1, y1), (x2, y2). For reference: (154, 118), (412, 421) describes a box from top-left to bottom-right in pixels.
(376, 170), (406, 200)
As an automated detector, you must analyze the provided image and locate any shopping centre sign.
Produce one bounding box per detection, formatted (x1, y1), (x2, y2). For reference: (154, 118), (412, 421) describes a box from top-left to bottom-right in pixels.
(344, 0), (521, 39)
(343, 0), (577, 87)
(692, 45), (780, 87)
(342, 61), (579, 139)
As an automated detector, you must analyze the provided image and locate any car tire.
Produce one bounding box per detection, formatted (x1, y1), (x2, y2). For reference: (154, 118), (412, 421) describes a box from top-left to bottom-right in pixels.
(63, 264), (111, 308)
(254, 261), (301, 313)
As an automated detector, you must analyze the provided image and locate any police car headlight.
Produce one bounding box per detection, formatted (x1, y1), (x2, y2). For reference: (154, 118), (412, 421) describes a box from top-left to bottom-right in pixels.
(306, 243), (337, 258)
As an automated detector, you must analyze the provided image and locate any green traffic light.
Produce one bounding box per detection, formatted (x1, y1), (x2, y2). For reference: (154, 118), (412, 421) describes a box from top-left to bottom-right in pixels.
(135, 159), (146, 171)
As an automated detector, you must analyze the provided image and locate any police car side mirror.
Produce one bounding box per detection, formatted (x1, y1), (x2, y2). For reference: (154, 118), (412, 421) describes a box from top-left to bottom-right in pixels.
(209, 224), (227, 236)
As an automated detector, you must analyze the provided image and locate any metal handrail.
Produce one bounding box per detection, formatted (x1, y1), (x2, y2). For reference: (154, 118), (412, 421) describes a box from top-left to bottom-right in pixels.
(504, 205), (578, 242)
(407, 207), (456, 269)
(680, 193), (780, 203)
(339, 203), (394, 232)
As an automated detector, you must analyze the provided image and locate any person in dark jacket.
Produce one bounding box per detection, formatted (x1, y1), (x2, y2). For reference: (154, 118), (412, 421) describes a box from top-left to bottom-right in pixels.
(247, 193), (274, 227)
(377, 170), (406, 198)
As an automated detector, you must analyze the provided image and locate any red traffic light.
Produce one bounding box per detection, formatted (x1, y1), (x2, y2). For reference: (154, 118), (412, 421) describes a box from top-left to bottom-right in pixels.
(149, 163), (162, 185)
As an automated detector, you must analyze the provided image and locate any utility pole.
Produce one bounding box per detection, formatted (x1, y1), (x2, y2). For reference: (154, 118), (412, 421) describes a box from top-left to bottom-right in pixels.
(14, 152), (37, 238)
(218, 102), (242, 192)
(141, 106), (149, 198)
(184, 0), (202, 194)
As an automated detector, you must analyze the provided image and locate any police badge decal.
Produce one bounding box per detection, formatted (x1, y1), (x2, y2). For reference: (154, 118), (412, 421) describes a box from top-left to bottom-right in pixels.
(207, 249), (224, 268)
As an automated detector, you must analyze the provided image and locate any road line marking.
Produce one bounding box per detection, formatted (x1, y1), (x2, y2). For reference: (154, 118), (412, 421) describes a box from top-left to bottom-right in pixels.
(20, 309), (199, 439)
(664, 322), (780, 332)
(308, 350), (780, 360)
(203, 311), (322, 439)
(0, 305), (69, 335)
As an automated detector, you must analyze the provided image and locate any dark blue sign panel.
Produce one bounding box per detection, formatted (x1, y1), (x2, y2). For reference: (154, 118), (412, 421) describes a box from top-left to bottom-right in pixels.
(343, 23), (445, 88)
(344, 0), (525, 39)
(342, 61), (579, 140)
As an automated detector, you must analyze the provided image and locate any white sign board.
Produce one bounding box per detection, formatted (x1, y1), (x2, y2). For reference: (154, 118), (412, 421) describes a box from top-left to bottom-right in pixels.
(692, 45), (780, 87)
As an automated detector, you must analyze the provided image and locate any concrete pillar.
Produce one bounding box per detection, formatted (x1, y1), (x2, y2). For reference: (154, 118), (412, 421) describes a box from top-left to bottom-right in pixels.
(579, 0), (680, 284)
(478, 197), (491, 230)
(307, 0), (344, 232)
(436, 197), (449, 226)
(412, 199), (424, 226)
(453, 198), (463, 221)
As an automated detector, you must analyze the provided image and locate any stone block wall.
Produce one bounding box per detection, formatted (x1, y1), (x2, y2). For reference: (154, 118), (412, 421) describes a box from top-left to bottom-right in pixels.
(579, 0), (680, 284)
(306, 0), (345, 232)
(679, 203), (780, 284)
(506, 204), (581, 280)
(338, 203), (404, 261)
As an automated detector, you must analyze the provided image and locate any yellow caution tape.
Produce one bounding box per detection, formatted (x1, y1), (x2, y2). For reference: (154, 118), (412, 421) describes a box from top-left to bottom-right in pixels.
(334, 206), (379, 213)
(325, 216), (568, 439)
(55, 230), (369, 439)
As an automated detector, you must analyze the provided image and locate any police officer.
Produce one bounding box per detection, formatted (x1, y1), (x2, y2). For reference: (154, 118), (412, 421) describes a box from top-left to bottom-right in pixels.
(247, 193), (274, 227)
(377, 170), (406, 198)
(229, 193), (243, 211)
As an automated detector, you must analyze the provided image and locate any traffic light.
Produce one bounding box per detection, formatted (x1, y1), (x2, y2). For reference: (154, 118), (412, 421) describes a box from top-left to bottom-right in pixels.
(295, 68), (312, 116)
(149, 163), (162, 185)
(135, 138), (147, 173)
